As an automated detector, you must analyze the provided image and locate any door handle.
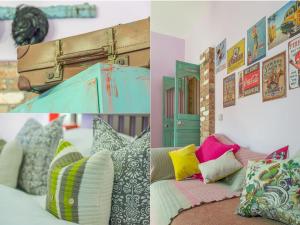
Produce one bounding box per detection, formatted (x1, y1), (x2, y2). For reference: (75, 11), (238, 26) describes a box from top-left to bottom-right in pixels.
(164, 124), (169, 128)
(177, 120), (184, 126)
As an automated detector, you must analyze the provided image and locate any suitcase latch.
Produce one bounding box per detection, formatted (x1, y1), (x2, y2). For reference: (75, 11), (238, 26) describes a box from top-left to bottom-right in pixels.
(46, 40), (64, 83)
(115, 55), (129, 66)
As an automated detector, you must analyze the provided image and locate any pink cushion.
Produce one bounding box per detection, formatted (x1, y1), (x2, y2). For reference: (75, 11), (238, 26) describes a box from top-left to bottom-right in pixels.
(195, 135), (240, 163)
(266, 145), (289, 160)
(235, 148), (267, 166)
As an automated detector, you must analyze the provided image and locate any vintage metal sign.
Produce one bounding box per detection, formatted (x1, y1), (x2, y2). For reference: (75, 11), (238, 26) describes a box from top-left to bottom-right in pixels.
(247, 17), (266, 65)
(223, 73), (236, 108)
(262, 52), (286, 102)
(288, 36), (300, 89)
(227, 39), (245, 74)
(215, 39), (226, 73)
(268, 1), (300, 50)
(239, 62), (260, 98)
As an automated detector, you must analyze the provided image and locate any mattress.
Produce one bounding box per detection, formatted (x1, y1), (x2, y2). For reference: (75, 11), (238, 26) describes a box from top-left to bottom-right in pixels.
(171, 197), (284, 225)
(0, 185), (75, 225)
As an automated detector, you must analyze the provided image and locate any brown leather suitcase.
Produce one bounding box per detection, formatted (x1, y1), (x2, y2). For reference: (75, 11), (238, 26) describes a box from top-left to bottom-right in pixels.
(17, 18), (150, 92)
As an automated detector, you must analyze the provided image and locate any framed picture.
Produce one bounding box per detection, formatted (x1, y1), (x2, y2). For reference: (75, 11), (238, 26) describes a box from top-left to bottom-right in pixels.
(227, 39), (245, 74)
(247, 17), (266, 65)
(268, 1), (300, 50)
(215, 39), (226, 73)
(223, 73), (236, 108)
(262, 51), (286, 102)
(288, 36), (300, 89)
(240, 62), (260, 97)
(238, 70), (244, 98)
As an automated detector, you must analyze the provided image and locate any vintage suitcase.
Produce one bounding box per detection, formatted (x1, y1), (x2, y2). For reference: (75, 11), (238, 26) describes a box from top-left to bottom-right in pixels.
(17, 18), (150, 93)
(12, 63), (150, 114)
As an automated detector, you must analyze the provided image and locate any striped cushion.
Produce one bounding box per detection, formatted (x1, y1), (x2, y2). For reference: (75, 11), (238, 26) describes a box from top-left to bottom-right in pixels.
(46, 140), (114, 225)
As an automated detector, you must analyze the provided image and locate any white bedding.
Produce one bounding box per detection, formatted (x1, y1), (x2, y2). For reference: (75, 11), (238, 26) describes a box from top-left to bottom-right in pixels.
(0, 185), (76, 225)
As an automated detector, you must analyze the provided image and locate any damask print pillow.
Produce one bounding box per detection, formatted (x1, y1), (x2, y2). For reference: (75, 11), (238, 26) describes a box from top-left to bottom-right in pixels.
(237, 157), (300, 224)
(110, 131), (150, 225)
(91, 117), (130, 154)
(16, 116), (64, 195)
(92, 118), (150, 225)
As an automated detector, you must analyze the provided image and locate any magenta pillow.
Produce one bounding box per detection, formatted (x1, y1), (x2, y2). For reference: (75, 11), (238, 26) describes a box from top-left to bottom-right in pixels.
(195, 135), (240, 163)
(266, 146), (289, 160)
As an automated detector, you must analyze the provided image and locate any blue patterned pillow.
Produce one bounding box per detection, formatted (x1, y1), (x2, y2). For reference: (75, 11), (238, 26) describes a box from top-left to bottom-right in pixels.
(16, 116), (64, 195)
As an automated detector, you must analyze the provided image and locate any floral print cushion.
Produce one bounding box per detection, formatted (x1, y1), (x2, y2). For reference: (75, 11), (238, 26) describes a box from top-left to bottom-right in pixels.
(265, 146), (289, 160)
(238, 158), (300, 224)
(16, 117), (64, 195)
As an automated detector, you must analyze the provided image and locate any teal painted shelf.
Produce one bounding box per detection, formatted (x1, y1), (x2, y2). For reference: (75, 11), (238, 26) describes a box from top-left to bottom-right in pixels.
(12, 63), (150, 114)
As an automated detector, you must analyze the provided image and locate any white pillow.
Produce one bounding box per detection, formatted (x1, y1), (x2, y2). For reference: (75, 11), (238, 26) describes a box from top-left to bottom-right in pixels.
(0, 140), (23, 188)
(199, 150), (242, 184)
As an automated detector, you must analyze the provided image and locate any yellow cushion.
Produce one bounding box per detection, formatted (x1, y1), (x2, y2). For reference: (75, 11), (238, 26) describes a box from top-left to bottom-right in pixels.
(168, 144), (200, 181)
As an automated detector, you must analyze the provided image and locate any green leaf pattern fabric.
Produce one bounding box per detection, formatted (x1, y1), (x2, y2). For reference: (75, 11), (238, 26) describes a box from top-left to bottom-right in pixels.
(238, 158), (300, 225)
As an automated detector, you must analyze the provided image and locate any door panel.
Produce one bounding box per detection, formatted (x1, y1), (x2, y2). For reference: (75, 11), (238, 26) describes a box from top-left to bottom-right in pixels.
(174, 60), (201, 147)
(162, 76), (175, 147)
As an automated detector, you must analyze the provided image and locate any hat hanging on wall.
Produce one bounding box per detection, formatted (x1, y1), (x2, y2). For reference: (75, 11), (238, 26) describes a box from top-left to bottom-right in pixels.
(12, 5), (48, 46)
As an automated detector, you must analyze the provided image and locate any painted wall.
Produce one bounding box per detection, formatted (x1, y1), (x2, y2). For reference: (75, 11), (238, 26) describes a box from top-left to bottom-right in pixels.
(0, 113), (49, 141)
(152, 1), (300, 156)
(150, 32), (185, 147)
(0, 1), (150, 60)
(183, 1), (300, 156)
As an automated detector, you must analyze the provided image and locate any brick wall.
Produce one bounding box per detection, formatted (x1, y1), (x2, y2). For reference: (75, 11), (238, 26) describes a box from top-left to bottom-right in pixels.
(0, 62), (37, 112)
(199, 48), (215, 142)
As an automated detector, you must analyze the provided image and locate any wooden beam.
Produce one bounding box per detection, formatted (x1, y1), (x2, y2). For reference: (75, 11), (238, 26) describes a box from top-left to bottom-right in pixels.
(0, 3), (96, 20)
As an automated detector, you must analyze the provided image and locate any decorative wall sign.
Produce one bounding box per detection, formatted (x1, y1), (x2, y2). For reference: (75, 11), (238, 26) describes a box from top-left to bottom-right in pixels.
(262, 51), (286, 102)
(238, 70), (244, 98)
(239, 62), (260, 98)
(12, 5), (48, 46)
(227, 39), (245, 74)
(223, 73), (236, 108)
(268, 1), (300, 50)
(288, 36), (300, 89)
(247, 17), (266, 65)
(215, 39), (226, 73)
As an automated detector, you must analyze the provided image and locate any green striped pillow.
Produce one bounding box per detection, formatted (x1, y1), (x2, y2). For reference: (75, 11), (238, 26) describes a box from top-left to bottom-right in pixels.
(46, 140), (114, 225)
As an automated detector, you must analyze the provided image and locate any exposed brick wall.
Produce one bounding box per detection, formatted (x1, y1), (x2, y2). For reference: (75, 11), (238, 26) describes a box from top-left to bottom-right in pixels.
(0, 62), (37, 112)
(199, 48), (215, 143)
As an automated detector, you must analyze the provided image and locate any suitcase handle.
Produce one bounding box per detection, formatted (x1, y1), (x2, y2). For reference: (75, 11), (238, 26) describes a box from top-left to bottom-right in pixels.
(46, 40), (112, 83)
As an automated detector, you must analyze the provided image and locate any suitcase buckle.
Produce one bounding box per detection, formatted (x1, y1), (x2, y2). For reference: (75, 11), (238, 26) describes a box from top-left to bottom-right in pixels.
(46, 64), (63, 83)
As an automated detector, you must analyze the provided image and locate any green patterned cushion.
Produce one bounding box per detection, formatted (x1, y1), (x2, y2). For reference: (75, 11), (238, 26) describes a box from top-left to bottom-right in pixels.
(16, 117), (64, 195)
(91, 117), (130, 154)
(92, 118), (150, 225)
(46, 140), (113, 225)
(238, 158), (300, 224)
(222, 167), (246, 192)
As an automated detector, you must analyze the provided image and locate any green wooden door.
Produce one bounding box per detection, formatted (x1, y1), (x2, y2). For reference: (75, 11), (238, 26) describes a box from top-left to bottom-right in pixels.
(162, 76), (175, 147)
(174, 60), (200, 147)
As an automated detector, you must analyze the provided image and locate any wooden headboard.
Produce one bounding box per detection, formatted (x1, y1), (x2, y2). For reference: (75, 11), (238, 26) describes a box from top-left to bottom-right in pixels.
(99, 114), (149, 137)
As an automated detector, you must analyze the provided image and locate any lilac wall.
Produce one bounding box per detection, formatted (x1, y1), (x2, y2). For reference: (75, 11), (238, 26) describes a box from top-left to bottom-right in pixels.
(150, 32), (185, 147)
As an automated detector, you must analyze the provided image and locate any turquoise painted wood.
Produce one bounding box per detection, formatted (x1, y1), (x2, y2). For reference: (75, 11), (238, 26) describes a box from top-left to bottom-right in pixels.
(162, 76), (175, 147)
(174, 60), (201, 147)
(11, 63), (150, 114)
(0, 3), (96, 20)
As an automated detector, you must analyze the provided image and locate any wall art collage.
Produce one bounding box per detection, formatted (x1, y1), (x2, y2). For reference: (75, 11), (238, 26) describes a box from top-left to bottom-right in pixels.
(221, 0), (300, 108)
